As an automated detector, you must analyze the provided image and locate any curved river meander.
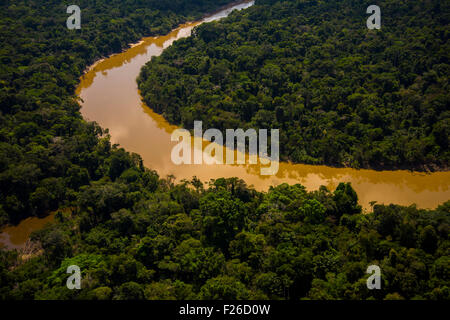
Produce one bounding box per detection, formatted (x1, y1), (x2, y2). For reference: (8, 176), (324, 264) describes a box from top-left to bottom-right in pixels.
(1, 0), (448, 251)
(76, 0), (449, 211)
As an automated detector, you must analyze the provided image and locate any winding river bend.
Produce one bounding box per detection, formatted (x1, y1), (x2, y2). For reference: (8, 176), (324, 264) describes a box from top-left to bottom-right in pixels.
(75, 0), (449, 211)
(1, 0), (447, 251)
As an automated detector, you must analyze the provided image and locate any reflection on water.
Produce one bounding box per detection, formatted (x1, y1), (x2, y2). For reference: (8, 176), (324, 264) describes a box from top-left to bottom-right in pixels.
(76, 0), (449, 210)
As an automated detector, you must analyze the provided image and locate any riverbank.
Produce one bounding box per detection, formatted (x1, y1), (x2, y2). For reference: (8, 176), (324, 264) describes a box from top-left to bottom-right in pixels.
(76, 1), (449, 211)
(80, 0), (255, 77)
(0, 213), (55, 250)
(0, 1), (255, 250)
(138, 0), (450, 174)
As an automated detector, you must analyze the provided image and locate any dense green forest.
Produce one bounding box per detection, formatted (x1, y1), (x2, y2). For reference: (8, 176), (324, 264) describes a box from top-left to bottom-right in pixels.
(138, 0), (450, 170)
(1, 176), (449, 300)
(0, 0), (449, 301)
(0, 0), (235, 225)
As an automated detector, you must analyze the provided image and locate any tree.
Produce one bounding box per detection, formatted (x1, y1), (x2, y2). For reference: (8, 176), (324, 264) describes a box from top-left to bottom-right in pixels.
(333, 183), (361, 218)
(114, 282), (144, 300)
(419, 225), (438, 254)
(199, 189), (247, 251)
(200, 276), (250, 300)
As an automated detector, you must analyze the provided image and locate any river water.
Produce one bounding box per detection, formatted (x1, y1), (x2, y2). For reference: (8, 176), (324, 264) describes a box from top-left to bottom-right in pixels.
(0, 214), (54, 250)
(77, 2), (450, 208)
(75, 0), (449, 211)
(1, 0), (448, 251)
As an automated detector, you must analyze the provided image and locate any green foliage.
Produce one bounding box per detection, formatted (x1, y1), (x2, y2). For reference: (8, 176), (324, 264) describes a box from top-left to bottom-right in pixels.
(0, 0), (236, 225)
(199, 188), (247, 251)
(2, 177), (448, 300)
(200, 276), (250, 300)
(89, 286), (113, 300)
(0, 0), (448, 301)
(138, 0), (450, 170)
(114, 282), (144, 300)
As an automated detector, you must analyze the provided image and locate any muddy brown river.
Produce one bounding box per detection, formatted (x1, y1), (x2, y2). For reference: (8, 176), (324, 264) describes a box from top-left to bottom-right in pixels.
(1, 0), (448, 250)
(76, 0), (449, 210)
(77, 0), (449, 209)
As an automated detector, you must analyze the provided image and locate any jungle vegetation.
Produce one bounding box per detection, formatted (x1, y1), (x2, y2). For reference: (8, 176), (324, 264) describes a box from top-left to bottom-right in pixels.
(0, 0), (448, 301)
(138, 0), (450, 170)
(1, 176), (449, 300)
(0, 0), (235, 225)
